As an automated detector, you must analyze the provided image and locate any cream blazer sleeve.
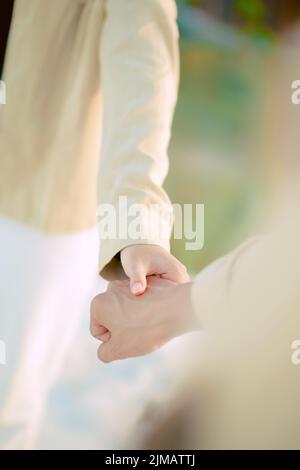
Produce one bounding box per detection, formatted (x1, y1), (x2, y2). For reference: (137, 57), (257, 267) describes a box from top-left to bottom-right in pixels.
(98, 0), (179, 278)
(190, 214), (300, 449)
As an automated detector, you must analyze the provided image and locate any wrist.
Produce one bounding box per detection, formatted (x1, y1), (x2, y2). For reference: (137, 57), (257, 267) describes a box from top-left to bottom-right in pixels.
(163, 282), (200, 341)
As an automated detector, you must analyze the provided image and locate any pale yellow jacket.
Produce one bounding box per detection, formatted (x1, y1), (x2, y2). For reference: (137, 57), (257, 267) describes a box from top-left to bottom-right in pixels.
(0, 0), (179, 276)
(188, 44), (300, 448)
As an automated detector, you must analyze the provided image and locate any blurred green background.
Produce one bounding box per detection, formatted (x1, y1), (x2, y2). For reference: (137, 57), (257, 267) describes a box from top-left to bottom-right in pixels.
(167, 0), (300, 274)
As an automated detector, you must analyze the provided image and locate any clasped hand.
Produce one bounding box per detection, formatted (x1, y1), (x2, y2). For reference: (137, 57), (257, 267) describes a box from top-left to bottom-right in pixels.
(90, 245), (197, 362)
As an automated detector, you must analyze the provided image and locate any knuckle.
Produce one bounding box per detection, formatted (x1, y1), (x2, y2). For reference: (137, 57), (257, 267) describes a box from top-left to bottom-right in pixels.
(90, 319), (100, 338)
(177, 260), (187, 273)
(181, 265), (189, 276)
(176, 263), (189, 280)
(90, 293), (110, 325)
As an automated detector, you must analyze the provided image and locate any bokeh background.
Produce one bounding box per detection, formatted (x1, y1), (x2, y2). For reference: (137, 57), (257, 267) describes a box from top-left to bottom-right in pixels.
(167, 0), (300, 273)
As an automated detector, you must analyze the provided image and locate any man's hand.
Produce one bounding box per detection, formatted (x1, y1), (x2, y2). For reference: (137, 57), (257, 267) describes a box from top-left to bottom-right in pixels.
(90, 276), (198, 363)
(120, 244), (190, 295)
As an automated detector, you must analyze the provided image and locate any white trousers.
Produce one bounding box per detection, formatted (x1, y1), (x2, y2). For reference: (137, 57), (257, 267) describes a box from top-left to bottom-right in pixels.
(0, 216), (197, 450)
(0, 216), (101, 449)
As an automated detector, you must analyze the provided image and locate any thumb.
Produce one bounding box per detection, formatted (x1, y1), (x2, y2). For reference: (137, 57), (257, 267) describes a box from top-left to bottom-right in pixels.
(130, 273), (147, 295)
(129, 268), (147, 295)
(121, 248), (147, 295)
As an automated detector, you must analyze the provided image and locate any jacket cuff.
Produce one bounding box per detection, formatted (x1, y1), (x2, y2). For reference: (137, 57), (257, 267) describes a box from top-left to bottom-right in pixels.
(99, 238), (171, 280)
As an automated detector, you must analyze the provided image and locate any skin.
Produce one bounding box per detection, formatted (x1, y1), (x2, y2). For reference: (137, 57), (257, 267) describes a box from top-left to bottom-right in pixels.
(90, 275), (199, 363)
(120, 244), (190, 295)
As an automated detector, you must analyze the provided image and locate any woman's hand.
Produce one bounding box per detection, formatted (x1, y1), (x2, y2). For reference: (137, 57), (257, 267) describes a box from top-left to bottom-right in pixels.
(120, 244), (190, 295)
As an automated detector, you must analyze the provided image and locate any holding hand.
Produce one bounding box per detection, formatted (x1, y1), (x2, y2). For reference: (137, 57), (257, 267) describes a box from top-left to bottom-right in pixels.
(120, 244), (190, 295)
(90, 276), (198, 363)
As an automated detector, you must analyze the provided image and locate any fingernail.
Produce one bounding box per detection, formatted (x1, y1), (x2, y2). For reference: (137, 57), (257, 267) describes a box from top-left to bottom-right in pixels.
(131, 282), (143, 294)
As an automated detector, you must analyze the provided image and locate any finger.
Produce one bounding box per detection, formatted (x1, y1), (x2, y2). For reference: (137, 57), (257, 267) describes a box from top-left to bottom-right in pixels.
(130, 275), (147, 295)
(90, 294), (110, 338)
(97, 341), (115, 363)
(90, 314), (108, 339)
(125, 263), (147, 295)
